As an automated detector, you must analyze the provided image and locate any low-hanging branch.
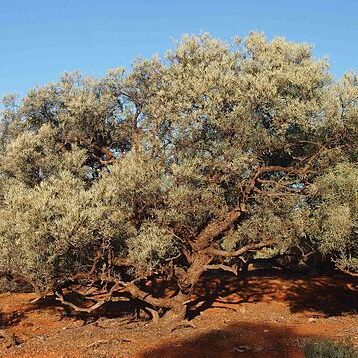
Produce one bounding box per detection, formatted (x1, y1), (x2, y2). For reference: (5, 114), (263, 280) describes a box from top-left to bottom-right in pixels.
(207, 241), (276, 258)
(204, 264), (238, 275)
(54, 282), (120, 314)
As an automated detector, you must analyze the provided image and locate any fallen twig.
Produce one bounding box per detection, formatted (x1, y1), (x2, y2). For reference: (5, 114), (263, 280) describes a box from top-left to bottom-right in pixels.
(85, 338), (131, 349)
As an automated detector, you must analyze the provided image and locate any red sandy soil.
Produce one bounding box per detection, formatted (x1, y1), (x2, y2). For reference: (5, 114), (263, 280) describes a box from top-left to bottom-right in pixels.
(0, 271), (357, 357)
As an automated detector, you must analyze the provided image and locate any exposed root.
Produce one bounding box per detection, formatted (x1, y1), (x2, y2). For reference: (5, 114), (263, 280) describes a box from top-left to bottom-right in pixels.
(144, 307), (160, 323)
(55, 282), (120, 314)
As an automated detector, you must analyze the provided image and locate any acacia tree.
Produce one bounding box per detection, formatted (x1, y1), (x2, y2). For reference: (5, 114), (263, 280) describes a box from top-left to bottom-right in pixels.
(0, 33), (357, 319)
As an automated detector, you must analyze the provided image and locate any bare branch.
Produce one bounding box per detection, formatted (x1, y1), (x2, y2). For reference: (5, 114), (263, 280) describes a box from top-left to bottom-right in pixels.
(207, 241), (275, 258)
(195, 208), (244, 250)
(124, 282), (175, 309)
(334, 265), (358, 277)
(144, 307), (160, 323)
(204, 264), (237, 275)
(55, 283), (119, 313)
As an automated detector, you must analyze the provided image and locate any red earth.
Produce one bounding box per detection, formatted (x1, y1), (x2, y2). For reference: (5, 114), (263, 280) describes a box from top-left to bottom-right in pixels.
(0, 271), (357, 357)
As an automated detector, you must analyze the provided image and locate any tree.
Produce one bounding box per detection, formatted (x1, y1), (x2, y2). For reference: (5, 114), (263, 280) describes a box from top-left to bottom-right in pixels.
(0, 32), (357, 320)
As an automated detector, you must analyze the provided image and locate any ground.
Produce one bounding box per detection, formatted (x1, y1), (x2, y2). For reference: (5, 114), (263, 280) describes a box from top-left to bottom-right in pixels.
(0, 271), (357, 357)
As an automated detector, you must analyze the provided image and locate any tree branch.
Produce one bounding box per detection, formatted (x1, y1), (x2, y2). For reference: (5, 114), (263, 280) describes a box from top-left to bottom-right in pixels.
(204, 264), (238, 275)
(335, 266), (358, 278)
(55, 283), (119, 313)
(207, 241), (275, 258)
(195, 208), (245, 250)
(124, 282), (175, 309)
(194, 163), (313, 251)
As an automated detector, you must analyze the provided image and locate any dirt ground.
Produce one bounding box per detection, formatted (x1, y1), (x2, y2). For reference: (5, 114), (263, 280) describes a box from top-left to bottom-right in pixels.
(0, 271), (357, 357)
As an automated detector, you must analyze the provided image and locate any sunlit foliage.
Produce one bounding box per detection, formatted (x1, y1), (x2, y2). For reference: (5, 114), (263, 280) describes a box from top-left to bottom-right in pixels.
(0, 33), (357, 314)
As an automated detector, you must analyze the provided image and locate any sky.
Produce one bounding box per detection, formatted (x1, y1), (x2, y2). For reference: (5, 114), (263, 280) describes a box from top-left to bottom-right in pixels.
(1, 0), (357, 98)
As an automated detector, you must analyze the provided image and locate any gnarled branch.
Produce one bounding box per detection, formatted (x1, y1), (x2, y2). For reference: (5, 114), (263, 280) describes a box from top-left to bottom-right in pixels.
(55, 282), (119, 313)
(195, 208), (245, 250)
(207, 241), (275, 258)
(204, 264), (238, 275)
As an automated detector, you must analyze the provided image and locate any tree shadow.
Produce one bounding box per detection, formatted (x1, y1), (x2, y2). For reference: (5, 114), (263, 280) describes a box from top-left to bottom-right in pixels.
(0, 290), (154, 328)
(0, 295), (58, 329)
(0, 311), (24, 329)
(141, 321), (314, 357)
(54, 291), (144, 324)
(284, 274), (357, 316)
(0, 270), (356, 329)
(190, 269), (357, 318)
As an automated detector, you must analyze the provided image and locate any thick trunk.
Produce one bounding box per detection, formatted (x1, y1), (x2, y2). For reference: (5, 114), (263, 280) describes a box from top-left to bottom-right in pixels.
(163, 292), (189, 320)
(195, 208), (244, 250)
(185, 252), (212, 292)
(166, 207), (246, 318)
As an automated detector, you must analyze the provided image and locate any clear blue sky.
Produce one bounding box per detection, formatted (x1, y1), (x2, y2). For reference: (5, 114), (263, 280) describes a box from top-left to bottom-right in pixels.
(1, 0), (357, 98)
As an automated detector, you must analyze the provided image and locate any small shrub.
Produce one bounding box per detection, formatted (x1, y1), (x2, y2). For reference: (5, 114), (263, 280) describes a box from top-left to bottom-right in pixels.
(0, 277), (33, 294)
(304, 339), (358, 358)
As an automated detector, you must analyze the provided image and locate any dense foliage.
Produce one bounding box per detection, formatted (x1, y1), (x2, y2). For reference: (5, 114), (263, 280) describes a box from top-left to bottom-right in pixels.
(0, 33), (357, 318)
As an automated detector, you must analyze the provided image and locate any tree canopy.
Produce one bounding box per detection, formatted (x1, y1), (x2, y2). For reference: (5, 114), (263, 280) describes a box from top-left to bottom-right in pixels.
(0, 33), (357, 319)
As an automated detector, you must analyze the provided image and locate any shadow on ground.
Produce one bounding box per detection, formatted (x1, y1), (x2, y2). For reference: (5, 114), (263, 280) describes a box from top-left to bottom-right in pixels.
(141, 321), (313, 358)
(0, 270), (356, 329)
(190, 270), (357, 318)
